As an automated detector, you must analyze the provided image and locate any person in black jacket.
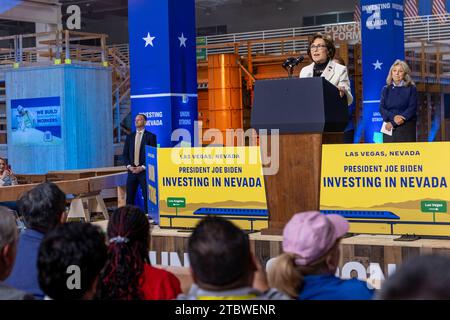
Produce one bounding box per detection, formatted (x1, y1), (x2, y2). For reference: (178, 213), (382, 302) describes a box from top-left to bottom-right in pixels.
(122, 114), (157, 213)
(380, 60), (418, 143)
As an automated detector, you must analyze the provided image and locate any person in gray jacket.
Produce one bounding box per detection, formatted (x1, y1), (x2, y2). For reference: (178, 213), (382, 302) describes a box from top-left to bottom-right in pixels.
(0, 207), (33, 300)
(178, 216), (290, 300)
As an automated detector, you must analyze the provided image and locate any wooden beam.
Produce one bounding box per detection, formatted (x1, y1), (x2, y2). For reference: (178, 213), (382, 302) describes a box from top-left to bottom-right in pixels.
(68, 31), (108, 38)
(427, 93), (432, 140)
(54, 179), (90, 195)
(0, 183), (39, 202)
(0, 168), (128, 205)
(197, 35), (309, 50)
(88, 172), (127, 192)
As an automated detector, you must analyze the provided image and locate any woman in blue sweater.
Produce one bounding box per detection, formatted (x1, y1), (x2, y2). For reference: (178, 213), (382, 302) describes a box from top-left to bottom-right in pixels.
(267, 211), (374, 300)
(380, 60), (418, 142)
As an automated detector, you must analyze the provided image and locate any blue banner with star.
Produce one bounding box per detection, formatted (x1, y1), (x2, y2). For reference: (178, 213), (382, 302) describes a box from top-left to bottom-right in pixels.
(128, 0), (198, 147)
(360, 0), (404, 143)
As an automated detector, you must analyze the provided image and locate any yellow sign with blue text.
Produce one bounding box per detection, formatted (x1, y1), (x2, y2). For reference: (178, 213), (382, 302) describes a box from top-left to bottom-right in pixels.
(155, 146), (268, 230)
(320, 142), (450, 237)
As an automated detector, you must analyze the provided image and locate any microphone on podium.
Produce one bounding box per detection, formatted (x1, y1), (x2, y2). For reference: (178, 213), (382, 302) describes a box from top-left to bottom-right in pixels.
(282, 55), (304, 77)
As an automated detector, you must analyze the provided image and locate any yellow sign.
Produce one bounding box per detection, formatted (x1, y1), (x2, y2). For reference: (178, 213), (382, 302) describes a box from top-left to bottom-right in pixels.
(156, 146), (268, 230)
(320, 142), (450, 237)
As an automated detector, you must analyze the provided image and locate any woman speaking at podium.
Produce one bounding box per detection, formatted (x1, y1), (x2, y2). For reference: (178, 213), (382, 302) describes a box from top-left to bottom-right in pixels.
(299, 33), (353, 106)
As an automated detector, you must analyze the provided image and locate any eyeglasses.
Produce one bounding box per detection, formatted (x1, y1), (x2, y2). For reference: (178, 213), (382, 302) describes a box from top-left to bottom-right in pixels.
(310, 44), (327, 51)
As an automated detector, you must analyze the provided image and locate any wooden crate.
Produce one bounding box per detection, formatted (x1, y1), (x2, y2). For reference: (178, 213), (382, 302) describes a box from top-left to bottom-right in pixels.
(15, 174), (47, 184)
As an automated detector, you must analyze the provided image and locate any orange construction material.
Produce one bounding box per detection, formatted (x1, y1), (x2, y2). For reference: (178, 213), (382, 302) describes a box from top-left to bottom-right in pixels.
(197, 90), (209, 129)
(207, 54), (243, 145)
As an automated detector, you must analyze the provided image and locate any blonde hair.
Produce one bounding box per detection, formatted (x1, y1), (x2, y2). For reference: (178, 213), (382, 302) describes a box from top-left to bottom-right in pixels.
(386, 59), (414, 86)
(267, 242), (339, 298)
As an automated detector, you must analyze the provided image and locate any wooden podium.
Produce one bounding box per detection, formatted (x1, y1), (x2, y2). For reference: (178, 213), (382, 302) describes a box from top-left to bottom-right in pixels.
(251, 77), (348, 234)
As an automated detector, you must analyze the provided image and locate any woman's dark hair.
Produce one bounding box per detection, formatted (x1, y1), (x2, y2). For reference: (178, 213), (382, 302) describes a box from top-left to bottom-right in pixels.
(38, 222), (107, 300)
(188, 216), (253, 289)
(97, 205), (150, 300)
(307, 32), (336, 60)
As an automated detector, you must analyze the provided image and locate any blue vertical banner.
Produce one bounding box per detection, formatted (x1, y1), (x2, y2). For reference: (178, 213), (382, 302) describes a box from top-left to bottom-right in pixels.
(128, 0), (198, 147)
(145, 146), (159, 223)
(360, 0), (404, 143)
(418, 0), (432, 15)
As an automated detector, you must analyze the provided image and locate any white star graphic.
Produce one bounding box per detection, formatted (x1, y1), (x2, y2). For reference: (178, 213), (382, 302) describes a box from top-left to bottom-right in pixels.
(373, 60), (383, 70)
(178, 33), (187, 48)
(143, 33), (155, 47)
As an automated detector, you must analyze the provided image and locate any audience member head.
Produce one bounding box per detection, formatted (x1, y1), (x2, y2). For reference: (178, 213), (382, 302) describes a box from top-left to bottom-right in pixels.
(307, 32), (336, 64)
(188, 216), (255, 291)
(0, 207), (18, 281)
(37, 222), (106, 300)
(97, 205), (150, 300)
(386, 59), (414, 86)
(268, 211), (348, 298)
(378, 255), (450, 300)
(18, 182), (66, 233)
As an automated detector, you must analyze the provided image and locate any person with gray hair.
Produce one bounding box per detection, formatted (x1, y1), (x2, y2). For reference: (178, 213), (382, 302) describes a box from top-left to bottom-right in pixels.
(0, 207), (33, 300)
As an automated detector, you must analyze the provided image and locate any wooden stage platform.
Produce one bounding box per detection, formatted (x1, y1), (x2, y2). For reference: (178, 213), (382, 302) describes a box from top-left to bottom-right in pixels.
(93, 221), (450, 289)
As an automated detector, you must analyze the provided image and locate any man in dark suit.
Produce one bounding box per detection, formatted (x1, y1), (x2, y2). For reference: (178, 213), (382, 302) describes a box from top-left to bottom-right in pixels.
(122, 114), (157, 213)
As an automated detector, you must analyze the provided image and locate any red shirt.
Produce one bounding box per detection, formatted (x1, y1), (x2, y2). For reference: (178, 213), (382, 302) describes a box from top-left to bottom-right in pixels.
(139, 264), (182, 300)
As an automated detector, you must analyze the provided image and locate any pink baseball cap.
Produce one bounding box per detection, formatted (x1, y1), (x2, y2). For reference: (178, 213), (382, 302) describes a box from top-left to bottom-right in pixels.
(282, 211), (349, 266)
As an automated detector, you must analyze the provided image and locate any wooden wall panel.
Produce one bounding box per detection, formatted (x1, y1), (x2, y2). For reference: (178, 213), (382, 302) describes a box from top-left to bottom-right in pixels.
(149, 229), (450, 275)
(263, 134), (323, 233)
